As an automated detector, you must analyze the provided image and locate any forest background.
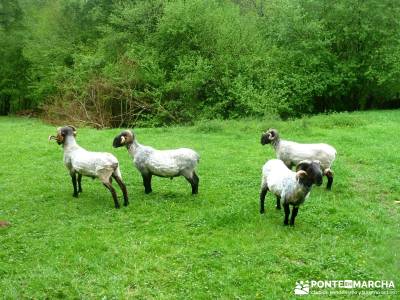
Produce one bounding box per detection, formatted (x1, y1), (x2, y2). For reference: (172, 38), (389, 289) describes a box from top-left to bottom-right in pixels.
(1, 0), (399, 127)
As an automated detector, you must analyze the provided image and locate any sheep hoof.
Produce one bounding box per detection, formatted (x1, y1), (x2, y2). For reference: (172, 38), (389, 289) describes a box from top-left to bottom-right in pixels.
(145, 189), (152, 194)
(260, 209), (265, 214)
(72, 193), (79, 198)
(123, 201), (129, 207)
(283, 221), (289, 226)
(276, 205), (281, 210)
(115, 204), (120, 209)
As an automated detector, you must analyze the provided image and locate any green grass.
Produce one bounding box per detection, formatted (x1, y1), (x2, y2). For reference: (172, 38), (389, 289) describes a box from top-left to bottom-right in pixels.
(0, 110), (399, 299)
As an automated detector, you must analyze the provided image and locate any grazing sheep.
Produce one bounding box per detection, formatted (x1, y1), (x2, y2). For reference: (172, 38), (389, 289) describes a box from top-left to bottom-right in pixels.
(49, 126), (129, 208)
(260, 159), (323, 226)
(261, 129), (336, 190)
(113, 130), (200, 194)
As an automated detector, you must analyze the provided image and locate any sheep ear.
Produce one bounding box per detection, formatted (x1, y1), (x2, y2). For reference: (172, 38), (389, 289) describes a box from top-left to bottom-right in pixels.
(296, 170), (307, 180)
(296, 160), (312, 171)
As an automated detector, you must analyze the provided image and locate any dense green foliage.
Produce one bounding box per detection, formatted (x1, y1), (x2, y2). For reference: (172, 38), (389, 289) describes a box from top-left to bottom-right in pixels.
(1, 0), (400, 125)
(1, 110), (399, 298)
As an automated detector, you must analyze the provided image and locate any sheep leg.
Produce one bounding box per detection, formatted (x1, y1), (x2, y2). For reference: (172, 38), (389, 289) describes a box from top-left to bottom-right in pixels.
(283, 203), (290, 225)
(192, 171), (199, 194)
(185, 171), (199, 194)
(142, 173), (152, 194)
(260, 187), (268, 214)
(77, 173), (83, 193)
(290, 207), (299, 226)
(70, 172), (78, 198)
(102, 181), (120, 209)
(324, 169), (334, 190)
(112, 174), (129, 207)
(276, 196), (281, 210)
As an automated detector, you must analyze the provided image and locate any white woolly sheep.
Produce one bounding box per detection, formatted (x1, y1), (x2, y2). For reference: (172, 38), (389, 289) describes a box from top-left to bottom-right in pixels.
(49, 126), (129, 208)
(113, 130), (200, 194)
(260, 159), (323, 226)
(261, 128), (336, 190)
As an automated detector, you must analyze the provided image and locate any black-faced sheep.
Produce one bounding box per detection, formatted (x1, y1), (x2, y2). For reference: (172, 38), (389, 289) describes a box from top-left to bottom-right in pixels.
(260, 159), (323, 226)
(261, 129), (336, 190)
(113, 130), (199, 194)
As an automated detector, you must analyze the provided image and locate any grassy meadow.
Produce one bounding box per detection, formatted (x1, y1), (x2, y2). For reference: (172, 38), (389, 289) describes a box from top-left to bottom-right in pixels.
(0, 110), (399, 299)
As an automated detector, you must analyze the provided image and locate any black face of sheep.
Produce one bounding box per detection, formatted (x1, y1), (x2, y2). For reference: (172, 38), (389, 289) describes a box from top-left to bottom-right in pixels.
(48, 125), (77, 145)
(261, 129), (278, 145)
(113, 130), (134, 148)
(296, 160), (323, 187)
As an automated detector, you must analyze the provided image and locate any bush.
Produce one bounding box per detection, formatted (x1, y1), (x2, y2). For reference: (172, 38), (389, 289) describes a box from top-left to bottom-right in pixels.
(2, 0), (399, 125)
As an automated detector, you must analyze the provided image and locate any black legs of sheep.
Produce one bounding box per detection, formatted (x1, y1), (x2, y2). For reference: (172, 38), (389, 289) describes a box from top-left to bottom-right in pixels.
(71, 173), (83, 197)
(276, 196), (281, 210)
(260, 187), (279, 213)
(185, 171), (199, 194)
(103, 182), (120, 208)
(259, 188), (299, 226)
(102, 176), (129, 209)
(78, 174), (82, 193)
(112, 174), (129, 207)
(290, 207), (299, 225)
(141, 171), (199, 195)
(70, 172), (129, 209)
(260, 187), (267, 214)
(71, 173), (79, 198)
(283, 203), (299, 226)
(327, 177), (333, 190)
(142, 174), (153, 194)
(324, 169), (334, 190)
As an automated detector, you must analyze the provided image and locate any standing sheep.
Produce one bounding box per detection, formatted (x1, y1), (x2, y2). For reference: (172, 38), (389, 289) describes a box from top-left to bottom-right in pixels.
(261, 129), (336, 190)
(113, 130), (200, 194)
(49, 126), (129, 208)
(260, 159), (323, 226)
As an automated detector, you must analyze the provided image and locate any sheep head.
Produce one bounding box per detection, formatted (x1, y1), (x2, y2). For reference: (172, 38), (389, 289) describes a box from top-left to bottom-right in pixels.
(261, 128), (279, 145)
(113, 130), (134, 148)
(296, 160), (323, 186)
(48, 125), (77, 145)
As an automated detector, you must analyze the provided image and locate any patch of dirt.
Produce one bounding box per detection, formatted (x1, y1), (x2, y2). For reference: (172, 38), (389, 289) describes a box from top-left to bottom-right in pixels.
(0, 220), (10, 228)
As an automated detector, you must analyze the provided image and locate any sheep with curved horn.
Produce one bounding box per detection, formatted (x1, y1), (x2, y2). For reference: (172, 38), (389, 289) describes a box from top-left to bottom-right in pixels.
(49, 125), (129, 209)
(261, 129), (336, 190)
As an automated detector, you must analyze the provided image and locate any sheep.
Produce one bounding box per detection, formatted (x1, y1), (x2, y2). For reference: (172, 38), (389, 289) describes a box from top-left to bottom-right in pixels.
(261, 128), (336, 190)
(260, 159), (323, 226)
(49, 125), (129, 209)
(113, 130), (200, 195)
